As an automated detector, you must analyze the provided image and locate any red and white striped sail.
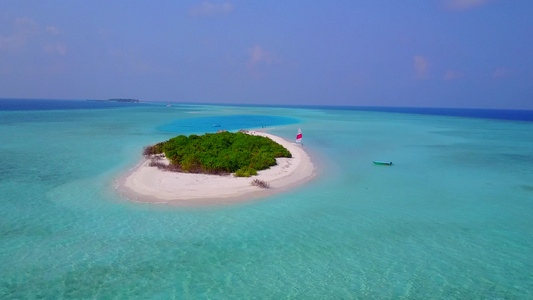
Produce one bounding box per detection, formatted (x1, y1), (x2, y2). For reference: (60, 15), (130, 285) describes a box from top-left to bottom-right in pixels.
(296, 128), (302, 143)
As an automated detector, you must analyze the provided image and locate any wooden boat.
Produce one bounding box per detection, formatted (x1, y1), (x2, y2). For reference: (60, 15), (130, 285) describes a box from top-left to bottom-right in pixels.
(373, 161), (393, 165)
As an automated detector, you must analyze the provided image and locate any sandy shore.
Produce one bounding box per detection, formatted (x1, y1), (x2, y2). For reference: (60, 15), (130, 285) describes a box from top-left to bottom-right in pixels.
(116, 131), (315, 205)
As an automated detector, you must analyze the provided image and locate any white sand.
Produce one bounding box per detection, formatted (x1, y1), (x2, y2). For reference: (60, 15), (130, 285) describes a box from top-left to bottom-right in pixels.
(117, 131), (315, 205)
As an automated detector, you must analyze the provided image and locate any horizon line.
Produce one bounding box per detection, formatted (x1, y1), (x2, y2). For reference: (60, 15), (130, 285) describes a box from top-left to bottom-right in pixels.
(1, 97), (532, 111)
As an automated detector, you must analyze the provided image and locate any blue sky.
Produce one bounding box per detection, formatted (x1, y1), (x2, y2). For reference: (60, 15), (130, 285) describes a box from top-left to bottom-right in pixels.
(1, 1), (532, 109)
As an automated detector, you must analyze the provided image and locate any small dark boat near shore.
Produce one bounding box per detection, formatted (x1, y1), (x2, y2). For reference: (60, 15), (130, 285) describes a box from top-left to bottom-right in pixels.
(373, 161), (393, 165)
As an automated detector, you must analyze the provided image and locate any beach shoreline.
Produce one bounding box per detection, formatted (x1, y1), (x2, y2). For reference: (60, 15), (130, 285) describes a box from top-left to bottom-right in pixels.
(115, 130), (316, 206)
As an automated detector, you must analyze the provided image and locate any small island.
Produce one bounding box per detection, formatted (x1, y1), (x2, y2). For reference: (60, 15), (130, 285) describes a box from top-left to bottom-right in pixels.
(86, 98), (140, 103)
(143, 130), (292, 177)
(108, 98), (140, 103)
(117, 130), (315, 205)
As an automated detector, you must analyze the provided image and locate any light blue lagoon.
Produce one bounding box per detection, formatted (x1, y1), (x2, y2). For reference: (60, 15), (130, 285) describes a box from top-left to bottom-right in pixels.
(1, 100), (532, 298)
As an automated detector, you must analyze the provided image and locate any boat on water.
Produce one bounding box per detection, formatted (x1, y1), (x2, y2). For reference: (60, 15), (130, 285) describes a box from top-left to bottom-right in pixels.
(373, 161), (393, 165)
(213, 124), (221, 127)
(295, 128), (302, 144)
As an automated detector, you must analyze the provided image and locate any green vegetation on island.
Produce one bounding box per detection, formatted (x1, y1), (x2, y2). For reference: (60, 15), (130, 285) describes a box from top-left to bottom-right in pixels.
(144, 131), (292, 177)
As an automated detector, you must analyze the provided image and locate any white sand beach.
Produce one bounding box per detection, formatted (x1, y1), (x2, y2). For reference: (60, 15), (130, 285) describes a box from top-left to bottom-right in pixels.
(117, 131), (315, 205)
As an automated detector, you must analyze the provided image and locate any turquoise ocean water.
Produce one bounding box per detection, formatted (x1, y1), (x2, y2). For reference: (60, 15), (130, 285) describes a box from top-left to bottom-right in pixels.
(1, 99), (532, 299)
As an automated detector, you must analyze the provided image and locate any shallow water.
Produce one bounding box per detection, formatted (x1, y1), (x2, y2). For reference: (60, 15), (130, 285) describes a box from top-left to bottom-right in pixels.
(1, 101), (532, 298)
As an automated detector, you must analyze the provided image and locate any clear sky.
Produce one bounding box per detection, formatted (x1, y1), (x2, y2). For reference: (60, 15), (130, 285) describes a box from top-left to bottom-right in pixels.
(1, 1), (532, 109)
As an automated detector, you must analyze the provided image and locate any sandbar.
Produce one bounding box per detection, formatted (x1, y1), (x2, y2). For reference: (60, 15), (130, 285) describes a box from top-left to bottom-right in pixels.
(116, 131), (315, 205)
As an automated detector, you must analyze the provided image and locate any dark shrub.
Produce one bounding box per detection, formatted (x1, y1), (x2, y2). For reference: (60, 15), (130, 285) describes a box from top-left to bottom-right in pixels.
(251, 179), (270, 188)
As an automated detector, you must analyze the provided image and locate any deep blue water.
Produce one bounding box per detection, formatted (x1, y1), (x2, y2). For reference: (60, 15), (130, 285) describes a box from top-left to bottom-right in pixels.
(2, 99), (532, 122)
(339, 106), (533, 122)
(158, 114), (299, 134)
(0, 98), (147, 111)
(177, 101), (533, 122)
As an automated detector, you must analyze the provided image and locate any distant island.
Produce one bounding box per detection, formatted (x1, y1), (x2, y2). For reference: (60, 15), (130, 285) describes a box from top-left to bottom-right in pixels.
(143, 130), (292, 177)
(86, 98), (140, 103)
(108, 98), (140, 103)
